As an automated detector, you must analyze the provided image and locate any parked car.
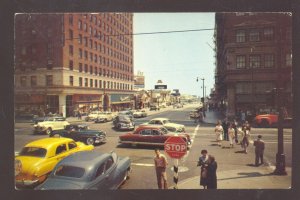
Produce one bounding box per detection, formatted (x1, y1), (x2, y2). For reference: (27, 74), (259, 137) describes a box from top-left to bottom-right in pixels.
(15, 138), (94, 188)
(141, 118), (185, 133)
(118, 110), (134, 118)
(254, 114), (292, 128)
(189, 110), (200, 118)
(35, 151), (131, 190)
(133, 109), (147, 118)
(33, 117), (70, 135)
(113, 115), (135, 131)
(49, 124), (107, 145)
(119, 125), (191, 148)
(95, 112), (115, 123)
(85, 111), (103, 121)
(149, 105), (159, 111)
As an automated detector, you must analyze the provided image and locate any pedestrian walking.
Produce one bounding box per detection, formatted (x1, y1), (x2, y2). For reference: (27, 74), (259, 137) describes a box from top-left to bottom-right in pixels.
(206, 155), (217, 189)
(215, 120), (223, 146)
(77, 110), (82, 120)
(197, 149), (208, 189)
(241, 128), (250, 153)
(154, 149), (168, 189)
(228, 123), (235, 148)
(253, 135), (265, 166)
(232, 119), (239, 144)
(222, 119), (229, 141)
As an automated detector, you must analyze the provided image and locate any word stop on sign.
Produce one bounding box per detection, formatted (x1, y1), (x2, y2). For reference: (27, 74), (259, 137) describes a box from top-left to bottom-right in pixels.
(165, 143), (187, 152)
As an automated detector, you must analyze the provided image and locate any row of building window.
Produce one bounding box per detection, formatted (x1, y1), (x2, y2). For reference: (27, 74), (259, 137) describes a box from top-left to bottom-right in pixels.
(69, 13), (131, 26)
(69, 29), (131, 54)
(235, 27), (291, 43)
(235, 54), (292, 69)
(75, 14), (131, 39)
(75, 45), (132, 66)
(19, 75), (133, 90)
(73, 62), (133, 81)
(235, 82), (274, 94)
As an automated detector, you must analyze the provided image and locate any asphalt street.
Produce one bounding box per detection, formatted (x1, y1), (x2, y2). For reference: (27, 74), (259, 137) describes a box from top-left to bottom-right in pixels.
(14, 104), (292, 189)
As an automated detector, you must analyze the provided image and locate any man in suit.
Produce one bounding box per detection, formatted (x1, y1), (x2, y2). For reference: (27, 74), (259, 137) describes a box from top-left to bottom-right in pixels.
(253, 135), (265, 166)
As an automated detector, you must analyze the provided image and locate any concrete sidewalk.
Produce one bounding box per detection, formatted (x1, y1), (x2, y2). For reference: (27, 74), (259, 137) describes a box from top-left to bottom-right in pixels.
(176, 165), (291, 189)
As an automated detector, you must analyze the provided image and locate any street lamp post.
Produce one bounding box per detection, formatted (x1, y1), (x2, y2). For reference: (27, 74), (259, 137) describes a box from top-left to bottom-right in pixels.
(197, 77), (205, 117)
(273, 88), (287, 175)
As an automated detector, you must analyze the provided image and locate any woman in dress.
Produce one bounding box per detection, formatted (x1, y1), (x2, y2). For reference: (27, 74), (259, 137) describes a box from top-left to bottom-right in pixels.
(215, 120), (223, 146)
(206, 155), (218, 189)
(197, 149), (208, 189)
(241, 121), (251, 153)
(228, 123), (235, 148)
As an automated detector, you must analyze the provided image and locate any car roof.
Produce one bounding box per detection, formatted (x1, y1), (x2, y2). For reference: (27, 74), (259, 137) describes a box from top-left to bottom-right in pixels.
(25, 138), (74, 148)
(136, 125), (165, 130)
(150, 118), (169, 121)
(58, 151), (111, 169)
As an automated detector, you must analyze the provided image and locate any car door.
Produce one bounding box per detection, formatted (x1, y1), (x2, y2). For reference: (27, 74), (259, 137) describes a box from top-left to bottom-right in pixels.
(103, 157), (117, 189)
(151, 129), (164, 145)
(54, 143), (68, 162)
(87, 162), (106, 189)
(139, 129), (154, 144)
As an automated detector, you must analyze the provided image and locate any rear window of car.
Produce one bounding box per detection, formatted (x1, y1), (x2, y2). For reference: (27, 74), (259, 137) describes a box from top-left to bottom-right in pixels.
(55, 117), (66, 121)
(19, 147), (47, 158)
(54, 165), (85, 178)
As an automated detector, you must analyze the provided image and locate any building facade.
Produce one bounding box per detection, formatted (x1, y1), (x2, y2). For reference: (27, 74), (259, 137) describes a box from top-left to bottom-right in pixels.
(15, 13), (134, 117)
(214, 12), (292, 119)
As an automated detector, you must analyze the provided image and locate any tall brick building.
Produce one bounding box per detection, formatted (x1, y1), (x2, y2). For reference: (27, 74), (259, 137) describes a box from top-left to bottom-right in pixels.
(15, 13), (134, 117)
(214, 12), (292, 119)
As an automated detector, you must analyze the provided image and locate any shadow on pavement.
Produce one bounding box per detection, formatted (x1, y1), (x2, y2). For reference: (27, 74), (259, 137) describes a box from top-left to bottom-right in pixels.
(218, 171), (275, 181)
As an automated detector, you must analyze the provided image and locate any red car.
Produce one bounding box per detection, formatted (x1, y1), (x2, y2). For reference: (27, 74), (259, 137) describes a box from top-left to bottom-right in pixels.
(118, 125), (191, 148)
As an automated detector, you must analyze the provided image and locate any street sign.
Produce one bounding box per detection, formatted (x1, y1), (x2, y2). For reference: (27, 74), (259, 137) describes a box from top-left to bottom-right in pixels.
(164, 136), (187, 159)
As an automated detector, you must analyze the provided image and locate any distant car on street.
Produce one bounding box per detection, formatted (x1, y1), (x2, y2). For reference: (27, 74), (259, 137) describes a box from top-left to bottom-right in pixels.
(149, 105), (159, 111)
(113, 115), (135, 131)
(33, 117), (69, 135)
(141, 118), (185, 133)
(94, 112), (115, 123)
(133, 109), (147, 118)
(118, 125), (191, 148)
(35, 151), (131, 190)
(49, 124), (107, 145)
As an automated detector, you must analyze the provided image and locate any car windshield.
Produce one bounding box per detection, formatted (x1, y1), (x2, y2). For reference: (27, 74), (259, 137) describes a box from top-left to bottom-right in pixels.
(54, 165), (85, 178)
(19, 147), (47, 158)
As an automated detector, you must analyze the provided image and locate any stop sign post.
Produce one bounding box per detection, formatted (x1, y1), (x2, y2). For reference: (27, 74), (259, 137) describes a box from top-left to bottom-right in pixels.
(164, 136), (188, 189)
(164, 136), (187, 159)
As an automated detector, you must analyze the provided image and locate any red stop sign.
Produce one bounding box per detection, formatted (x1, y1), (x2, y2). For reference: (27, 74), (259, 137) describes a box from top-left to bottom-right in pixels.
(164, 136), (187, 159)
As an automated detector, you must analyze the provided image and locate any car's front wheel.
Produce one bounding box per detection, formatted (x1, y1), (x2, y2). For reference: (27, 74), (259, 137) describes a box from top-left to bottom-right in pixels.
(46, 128), (52, 135)
(86, 137), (95, 145)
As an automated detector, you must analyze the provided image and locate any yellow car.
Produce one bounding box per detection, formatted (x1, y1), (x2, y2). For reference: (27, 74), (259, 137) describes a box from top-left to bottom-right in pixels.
(15, 137), (94, 188)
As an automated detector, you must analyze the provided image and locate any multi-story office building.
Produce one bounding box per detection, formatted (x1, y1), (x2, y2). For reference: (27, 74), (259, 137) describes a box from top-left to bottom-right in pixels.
(15, 13), (134, 117)
(214, 12), (292, 119)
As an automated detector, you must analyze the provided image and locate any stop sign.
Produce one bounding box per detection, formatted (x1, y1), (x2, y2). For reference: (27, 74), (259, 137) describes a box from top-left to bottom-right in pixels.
(164, 136), (187, 159)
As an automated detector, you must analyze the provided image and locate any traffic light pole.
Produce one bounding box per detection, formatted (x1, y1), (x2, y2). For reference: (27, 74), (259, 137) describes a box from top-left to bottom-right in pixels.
(273, 88), (287, 175)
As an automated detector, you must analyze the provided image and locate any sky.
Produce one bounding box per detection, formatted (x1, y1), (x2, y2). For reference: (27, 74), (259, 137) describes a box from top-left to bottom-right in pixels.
(133, 13), (216, 97)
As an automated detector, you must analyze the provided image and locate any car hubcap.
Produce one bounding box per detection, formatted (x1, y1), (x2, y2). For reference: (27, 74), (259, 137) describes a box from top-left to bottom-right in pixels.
(87, 138), (94, 145)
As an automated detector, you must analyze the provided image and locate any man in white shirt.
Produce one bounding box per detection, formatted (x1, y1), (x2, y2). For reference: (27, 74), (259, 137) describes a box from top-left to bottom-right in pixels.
(154, 149), (168, 189)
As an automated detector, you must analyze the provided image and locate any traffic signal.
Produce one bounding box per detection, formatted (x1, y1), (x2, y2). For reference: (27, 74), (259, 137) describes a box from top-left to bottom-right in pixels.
(201, 97), (204, 103)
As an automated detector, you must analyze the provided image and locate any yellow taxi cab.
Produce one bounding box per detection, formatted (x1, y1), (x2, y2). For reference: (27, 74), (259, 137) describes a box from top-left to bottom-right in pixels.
(15, 137), (94, 188)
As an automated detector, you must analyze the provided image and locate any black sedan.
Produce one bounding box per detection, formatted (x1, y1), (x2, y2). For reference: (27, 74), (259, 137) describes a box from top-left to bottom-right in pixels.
(50, 124), (106, 145)
(35, 151), (131, 190)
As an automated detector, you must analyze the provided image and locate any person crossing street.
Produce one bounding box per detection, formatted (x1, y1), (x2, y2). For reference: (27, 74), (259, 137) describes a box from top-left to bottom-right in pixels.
(254, 135), (265, 166)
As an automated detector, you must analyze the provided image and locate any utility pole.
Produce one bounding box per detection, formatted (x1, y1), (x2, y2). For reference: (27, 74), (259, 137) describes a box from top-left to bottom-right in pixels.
(197, 77), (205, 117)
(273, 88), (287, 175)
